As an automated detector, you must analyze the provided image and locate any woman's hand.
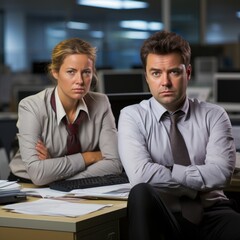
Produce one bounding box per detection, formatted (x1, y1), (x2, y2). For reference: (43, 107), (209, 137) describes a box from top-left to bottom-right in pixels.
(82, 151), (103, 166)
(35, 139), (51, 160)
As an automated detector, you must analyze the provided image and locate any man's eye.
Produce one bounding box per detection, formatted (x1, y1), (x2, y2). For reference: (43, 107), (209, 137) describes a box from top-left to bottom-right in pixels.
(152, 71), (160, 77)
(170, 70), (181, 76)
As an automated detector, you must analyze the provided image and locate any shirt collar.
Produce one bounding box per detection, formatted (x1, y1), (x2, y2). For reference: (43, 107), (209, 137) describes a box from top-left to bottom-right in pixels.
(54, 88), (90, 125)
(150, 96), (189, 122)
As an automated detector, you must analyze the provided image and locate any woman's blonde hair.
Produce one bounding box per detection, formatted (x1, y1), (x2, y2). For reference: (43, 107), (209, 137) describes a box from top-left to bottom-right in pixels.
(48, 38), (98, 90)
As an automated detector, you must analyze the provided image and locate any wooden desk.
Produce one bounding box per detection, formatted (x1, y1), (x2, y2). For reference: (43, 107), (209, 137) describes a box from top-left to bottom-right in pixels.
(0, 184), (127, 240)
(226, 174), (240, 192)
(1, 176), (238, 240)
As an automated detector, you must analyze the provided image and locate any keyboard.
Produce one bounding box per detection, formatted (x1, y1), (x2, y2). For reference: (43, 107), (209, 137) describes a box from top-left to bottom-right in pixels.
(49, 173), (129, 192)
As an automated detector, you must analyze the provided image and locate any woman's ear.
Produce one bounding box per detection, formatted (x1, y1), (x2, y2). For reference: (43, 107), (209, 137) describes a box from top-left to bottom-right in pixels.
(52, 70), (58, 80)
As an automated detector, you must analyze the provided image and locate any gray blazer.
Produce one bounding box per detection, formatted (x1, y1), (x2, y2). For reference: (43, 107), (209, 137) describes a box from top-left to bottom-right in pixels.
(10, 88), (122, 185)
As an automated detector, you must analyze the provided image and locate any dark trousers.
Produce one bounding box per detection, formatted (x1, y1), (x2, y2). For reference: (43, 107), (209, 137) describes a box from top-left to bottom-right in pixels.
(127, 183), (240, 240)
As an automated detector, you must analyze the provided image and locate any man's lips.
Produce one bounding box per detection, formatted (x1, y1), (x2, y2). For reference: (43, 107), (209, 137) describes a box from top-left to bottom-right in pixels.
(161, 91), (174, 95)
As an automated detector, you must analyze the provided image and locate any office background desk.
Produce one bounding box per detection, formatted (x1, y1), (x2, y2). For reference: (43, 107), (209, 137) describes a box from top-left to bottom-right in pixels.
(226, 175), (240, 192)
(0, 177), (239, 240)
(0, 191), (127, 240)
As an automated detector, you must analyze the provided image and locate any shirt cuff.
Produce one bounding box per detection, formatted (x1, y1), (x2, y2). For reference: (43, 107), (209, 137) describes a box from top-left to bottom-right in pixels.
(172, 164), (187, 185)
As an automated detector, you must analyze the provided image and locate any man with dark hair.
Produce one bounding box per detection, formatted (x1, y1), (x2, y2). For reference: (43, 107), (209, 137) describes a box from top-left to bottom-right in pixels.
(118, 31), (240, 240)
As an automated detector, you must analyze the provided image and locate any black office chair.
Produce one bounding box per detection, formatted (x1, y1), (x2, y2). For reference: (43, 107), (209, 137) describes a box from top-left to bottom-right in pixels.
(0, 140), (10, 180)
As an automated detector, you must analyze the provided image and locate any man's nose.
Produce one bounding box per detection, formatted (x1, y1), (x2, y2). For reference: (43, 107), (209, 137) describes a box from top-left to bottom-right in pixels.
(161, 73), (171, 86)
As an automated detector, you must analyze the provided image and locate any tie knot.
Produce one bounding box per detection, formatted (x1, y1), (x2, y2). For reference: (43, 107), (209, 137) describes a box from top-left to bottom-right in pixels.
(67, 123), (79, 135)
(170, 110), (183, 124)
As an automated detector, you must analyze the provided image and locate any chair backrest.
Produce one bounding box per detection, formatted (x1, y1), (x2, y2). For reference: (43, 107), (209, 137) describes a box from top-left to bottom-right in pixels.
(0, 144), (10, 180)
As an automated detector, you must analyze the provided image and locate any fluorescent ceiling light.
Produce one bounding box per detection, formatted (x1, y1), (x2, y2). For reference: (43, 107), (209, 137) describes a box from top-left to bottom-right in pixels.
(120, 31), (150, 39)
(90, 31), (104, 38)
(46, 29), (66, 38)
(77, 0), (148, 9)
(66, 21), (89, 30)
(120, 20), (163, 31)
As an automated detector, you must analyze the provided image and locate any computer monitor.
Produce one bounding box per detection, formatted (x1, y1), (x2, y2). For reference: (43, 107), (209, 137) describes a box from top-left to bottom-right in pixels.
(107, 92), (152, 126)
(0, 112), (18, 157)
(194, 57), (218, 85)
(187, 86), (211, 102)
(11, 84), (52, 111)
(213, 73), (240, 112)
(32, 61), (50, 74)
(97, 69), (148, 94)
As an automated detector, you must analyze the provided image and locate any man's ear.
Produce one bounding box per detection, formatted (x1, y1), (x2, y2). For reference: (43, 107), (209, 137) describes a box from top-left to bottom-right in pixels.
(144, 71), (149, 84)
(186, 64), (192, 80)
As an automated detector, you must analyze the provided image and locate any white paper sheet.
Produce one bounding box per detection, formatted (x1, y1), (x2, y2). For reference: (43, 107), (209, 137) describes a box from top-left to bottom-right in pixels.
(22, 187), (68, 198)
(2, 198), (112, 217)
(70, 183), (131, 200)
(0, 180), (22, 196)
(22, 183), (131, 200)
(0, 180), (20, 190)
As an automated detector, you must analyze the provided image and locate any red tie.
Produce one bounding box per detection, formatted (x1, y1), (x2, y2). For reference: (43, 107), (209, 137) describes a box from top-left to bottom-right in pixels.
(50, 89), (85, 155)
(61, 114), (83, 155)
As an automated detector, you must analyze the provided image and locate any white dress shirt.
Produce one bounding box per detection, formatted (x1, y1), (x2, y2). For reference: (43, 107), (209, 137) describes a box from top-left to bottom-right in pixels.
(118, 96), (236, 210)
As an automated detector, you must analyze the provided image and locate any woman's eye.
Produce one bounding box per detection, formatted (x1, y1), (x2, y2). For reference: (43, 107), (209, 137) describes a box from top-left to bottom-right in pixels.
(82, 70), (92, 77)
(67, 70), (75, 75)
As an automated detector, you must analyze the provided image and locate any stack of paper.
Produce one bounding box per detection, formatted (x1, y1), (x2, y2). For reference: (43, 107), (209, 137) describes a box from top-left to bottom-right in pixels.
(22, 183), (131, 200)
(0, 180), (21, 192)
(2, 198), (112, 217)
(0, 180), (26, 204)
(70, 183), (131, 200)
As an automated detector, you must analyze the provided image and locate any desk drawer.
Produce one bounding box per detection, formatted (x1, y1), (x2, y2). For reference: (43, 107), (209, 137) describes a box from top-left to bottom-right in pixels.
(76, 220), (119, 240)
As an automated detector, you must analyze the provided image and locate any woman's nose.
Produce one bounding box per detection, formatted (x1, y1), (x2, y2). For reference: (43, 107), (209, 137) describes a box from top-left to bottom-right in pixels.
(76, 73), (84, 83)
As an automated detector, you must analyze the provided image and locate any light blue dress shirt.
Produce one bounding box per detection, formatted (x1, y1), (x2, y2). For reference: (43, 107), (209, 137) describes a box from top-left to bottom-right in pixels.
(118, 96), (236, 210)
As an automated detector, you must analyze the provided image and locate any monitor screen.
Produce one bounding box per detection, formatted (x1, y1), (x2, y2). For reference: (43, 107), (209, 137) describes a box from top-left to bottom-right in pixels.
(11, 84), (52, 111)
(0, 113), (18, 156)
(194, 57), (218, 85)
(97, 69), (148, 94)
(107, 92), (152, 126)
(187, 86), (211, 101)
(213, 73), (240, 112)
(32, 61), (50, 74)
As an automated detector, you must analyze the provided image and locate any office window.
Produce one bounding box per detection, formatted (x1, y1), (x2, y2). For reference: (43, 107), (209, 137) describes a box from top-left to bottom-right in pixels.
(1, 0), (240, 72)
(171, 0), (200, 43)
(206, 0), (240, 43)
(0, 10), (3, 67)
(22, 0), (165, 71)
